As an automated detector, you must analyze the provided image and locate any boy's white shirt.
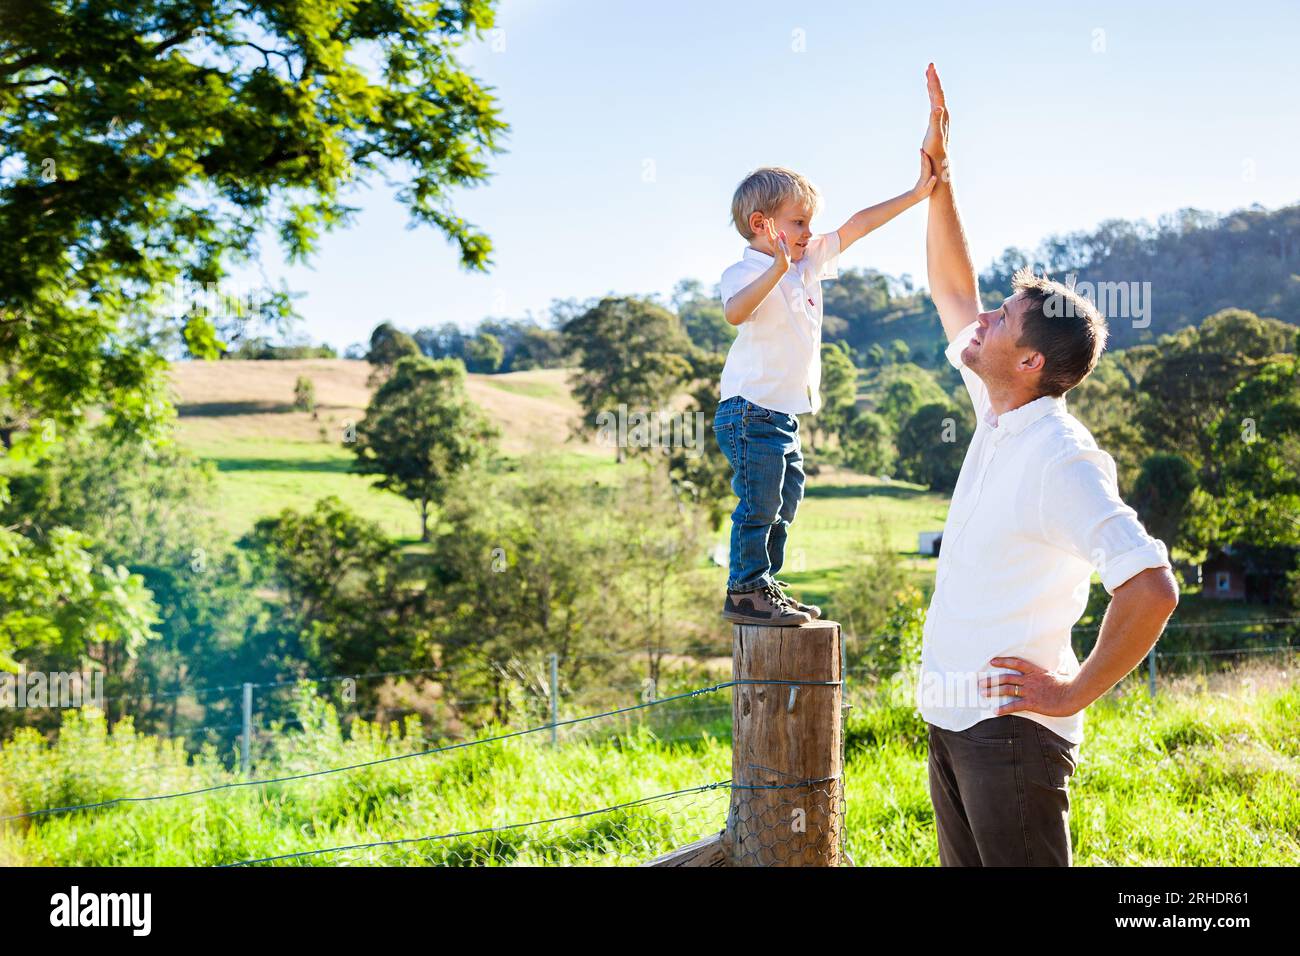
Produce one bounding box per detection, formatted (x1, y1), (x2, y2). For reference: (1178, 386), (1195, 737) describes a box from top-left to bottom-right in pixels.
(718, 230), (840, 416)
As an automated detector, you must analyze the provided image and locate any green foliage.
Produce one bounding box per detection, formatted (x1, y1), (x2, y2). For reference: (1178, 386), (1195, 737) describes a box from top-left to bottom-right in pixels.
(415, 318), (566, 373)
(366, 322), (421, 372)
(1134, 310), (1293, 470)
(840, 410), (895, 475)
(672, 279), (735, 353)
(230, 338), (336, 360)
(667, 349), (732, 528)
(350, 355), (499, 540)
(462, 331), (504, 373)
(0, 0), (505, 435)
(807, 341), (857, 452)
(1189, 354), (1300, 552)
(0, 425), (261, 727)
(0, 520), (159, 672)
(293, 375), (315, 413)
(427, 458), (716, 724)
(872, 363), (949, 424)
(830, 524), (926, 681)
(982, 204), (1300, 348)
(242, 496), (426, 677)
(895, 402), (971, 493)
(820, 268), (944, 364)
(561, 297), (693, 461)
(1131, 453), (1198, 549)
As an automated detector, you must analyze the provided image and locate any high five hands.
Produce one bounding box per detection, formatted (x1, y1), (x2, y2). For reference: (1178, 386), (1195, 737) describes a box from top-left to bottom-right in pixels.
(912, 150), (937, 200)
(922, 62), (950, 178)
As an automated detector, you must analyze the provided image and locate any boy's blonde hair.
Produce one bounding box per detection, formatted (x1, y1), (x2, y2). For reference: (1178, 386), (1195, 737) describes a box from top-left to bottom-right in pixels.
(729, 166), (821, 240)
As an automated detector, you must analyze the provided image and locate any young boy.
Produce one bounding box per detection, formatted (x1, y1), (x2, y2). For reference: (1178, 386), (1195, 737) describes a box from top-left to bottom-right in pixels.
(715, 158), (936, 625)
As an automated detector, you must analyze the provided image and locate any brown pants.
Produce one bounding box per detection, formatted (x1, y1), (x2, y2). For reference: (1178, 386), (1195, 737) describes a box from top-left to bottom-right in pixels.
(926, 715), (1079, 866)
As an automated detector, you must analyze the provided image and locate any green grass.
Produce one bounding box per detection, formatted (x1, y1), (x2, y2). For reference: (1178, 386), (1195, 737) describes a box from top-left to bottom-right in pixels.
(477, 377), (572, 401)
(764, 471), (946, 609)
(179, 434), (627, 542)
(183, 436), (422, 540)
(4, 669), (1296, 866)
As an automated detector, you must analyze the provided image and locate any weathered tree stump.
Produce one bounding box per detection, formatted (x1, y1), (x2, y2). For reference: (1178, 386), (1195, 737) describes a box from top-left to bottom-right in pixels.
(720, 620), (843, 866)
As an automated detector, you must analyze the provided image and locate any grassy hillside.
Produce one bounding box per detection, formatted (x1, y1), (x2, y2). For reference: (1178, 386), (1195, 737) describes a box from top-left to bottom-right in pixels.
(167, 359), (947, 595)
(168, 360), (619, 538)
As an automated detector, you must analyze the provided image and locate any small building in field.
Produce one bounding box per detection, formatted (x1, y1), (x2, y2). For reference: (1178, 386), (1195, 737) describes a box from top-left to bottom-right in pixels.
(1199, 545), (1297, 603)
(918, 532), (943, 557)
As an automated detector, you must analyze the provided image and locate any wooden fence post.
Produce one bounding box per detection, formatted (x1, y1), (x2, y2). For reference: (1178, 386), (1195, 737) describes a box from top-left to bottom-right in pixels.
(720, 620), (843, 866)
(643, 619), (844, 867)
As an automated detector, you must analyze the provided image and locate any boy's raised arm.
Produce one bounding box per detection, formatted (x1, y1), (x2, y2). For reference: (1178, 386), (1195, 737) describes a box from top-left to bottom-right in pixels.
(836, 152), (936, 254)
(922, 63), (981, 343)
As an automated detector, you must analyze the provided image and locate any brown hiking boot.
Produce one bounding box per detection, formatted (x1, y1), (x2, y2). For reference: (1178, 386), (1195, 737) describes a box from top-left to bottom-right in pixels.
(722, 582), (812, 626)
(774, 580), (822, 620)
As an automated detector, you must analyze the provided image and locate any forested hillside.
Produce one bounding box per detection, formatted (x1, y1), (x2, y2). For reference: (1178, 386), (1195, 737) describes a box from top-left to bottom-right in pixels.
(803, 203), (1300, 365)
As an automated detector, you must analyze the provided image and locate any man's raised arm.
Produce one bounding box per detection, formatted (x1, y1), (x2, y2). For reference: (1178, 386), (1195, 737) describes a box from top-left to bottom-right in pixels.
(922, 64), (981, 343)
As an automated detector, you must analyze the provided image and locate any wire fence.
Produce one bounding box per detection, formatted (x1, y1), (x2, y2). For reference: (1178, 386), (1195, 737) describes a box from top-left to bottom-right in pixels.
(1, 670), (850, 868)
(3, 617), (1295, 866)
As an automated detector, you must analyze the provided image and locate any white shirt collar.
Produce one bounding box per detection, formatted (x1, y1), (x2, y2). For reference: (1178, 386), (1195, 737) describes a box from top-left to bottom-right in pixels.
(985, 393), (1066, 437)
(742, 245), (796, 274)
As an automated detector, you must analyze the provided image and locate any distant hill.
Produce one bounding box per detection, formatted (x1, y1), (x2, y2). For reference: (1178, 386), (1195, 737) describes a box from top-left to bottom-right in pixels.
(819, 202), (1300, 361)
(168, 360), (589, 456)
(981, 203), (1300, 349)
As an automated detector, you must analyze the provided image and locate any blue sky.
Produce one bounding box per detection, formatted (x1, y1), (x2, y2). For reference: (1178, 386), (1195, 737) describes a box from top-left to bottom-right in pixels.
(238, 0), (1300, 351)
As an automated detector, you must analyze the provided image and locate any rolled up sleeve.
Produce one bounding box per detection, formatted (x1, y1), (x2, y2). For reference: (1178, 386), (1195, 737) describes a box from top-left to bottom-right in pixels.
(1039, 446), (1171, 595)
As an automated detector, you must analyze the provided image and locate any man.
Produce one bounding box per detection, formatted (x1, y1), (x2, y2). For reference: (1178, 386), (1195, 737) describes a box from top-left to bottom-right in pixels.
(916, 63), (1179, 867)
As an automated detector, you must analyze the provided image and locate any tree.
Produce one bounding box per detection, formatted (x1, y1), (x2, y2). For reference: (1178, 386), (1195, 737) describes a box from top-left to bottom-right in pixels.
(896, 402), (972, 492)
(809, 341), (858, 454)
(876, 364), (947, 424)
(1136, 310), (1294, 469)
(350, 356), (499, 540)
(841, 410), (895, 476)
(672, 279), (735, 354)
(0, 518), (158, 673)
(428, 465), (627, 725)
(414, 323), (466, 363)
(668, 349), (732, 528)
(1, 0), (506, 440)
(293, 375), (315, 414)
(510, 323), (567, 371)
(1130, 453), (1198, 550)
(367, 322), (421, 375)
(243, 497), (426, 680)
(1187, 354), (1300, 552)
(561, 297), (693, 462)
(463, 331), (504, 373)
(828, 518), (924, 676)
(0, 425), (257, 729)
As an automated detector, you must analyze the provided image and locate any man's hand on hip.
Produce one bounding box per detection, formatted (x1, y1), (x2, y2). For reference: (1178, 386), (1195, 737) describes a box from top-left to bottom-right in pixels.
(980, 656), (1084, 718)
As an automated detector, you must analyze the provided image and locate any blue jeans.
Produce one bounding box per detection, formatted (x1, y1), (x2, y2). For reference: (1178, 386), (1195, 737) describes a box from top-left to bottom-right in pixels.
(713, 396), (805, 593)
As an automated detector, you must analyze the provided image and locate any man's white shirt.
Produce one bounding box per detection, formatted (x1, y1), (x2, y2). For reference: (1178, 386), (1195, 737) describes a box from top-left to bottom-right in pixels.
(718, 231), (840, 415)
(917, 320), (1171, 745)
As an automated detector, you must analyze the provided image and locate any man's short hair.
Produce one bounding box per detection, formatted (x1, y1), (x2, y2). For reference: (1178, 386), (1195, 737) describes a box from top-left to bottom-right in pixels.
(1011, 266), (1109, 397)
(730, 167), (821, 240)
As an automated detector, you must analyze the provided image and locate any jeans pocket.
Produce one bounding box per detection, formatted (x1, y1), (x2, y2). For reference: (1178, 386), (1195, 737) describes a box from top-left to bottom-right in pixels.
(1033, 724), (1078, 788)
(742, 401), (773, 422)
(956, 717), (1016, 745)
